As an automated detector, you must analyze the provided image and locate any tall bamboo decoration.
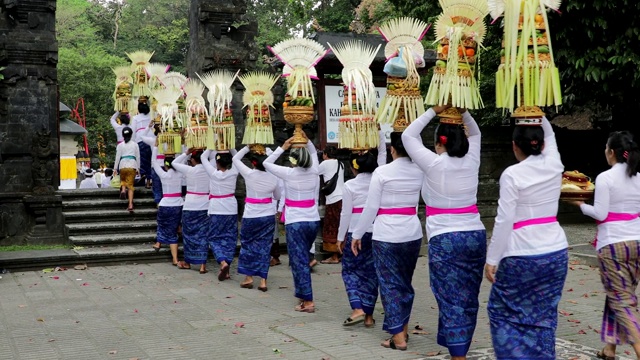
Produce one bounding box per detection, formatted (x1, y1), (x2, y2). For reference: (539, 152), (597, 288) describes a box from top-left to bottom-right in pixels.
(375, 17), (429, 132)
(268, 38), (328, 147)
(328, 40), (381, 150)
(198, 70), (240, 151)
(425, 0), (489, 124)
(490, 0), (562, 122)
(239, 71), (279, 154)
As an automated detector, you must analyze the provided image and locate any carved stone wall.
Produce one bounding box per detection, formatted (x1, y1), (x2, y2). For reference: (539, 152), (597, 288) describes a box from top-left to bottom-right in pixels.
(0, 0), (64, 245)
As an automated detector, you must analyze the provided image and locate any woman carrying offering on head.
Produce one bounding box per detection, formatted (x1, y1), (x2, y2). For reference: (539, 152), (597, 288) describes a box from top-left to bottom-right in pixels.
(485, 117), (568, 359)
(402, 105), (486, 359)
(201, 149), (239, 281)
(571, 131), (640, 360)
(351, 132), (424, 351)
(264, 134), (320, 313)
(114, 127), (140, 212)
(233, 147), (282, 291)
(337, 130), (386, 328)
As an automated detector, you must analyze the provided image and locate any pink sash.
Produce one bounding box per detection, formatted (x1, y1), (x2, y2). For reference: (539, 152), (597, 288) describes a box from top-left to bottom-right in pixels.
(187, 191), (208, 196)
(513, 216), (557, 230)
(592, 212), (640, 248)
(377, 207), (417, 216)
(246, 197), (272, 204)
(209, 193), (234, 199)
(281, 198), (315, 222)
(117, 140), (123, 145)
(425, 204), (479, 216)
(156, 155), (165, 160)
(163, 193), (181, 198)
(352, 207), (364, 214)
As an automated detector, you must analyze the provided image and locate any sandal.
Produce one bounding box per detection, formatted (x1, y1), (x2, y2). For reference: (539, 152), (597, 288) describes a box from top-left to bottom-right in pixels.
(596, 350), (615, 360)
(294, 304), (315, 313)
(127, 206), (134, 213)
(343, 314), (365, 326)
(240, 282), (253, 289)
(320, 258), (340, 264)
(152, 245), (161, 253)
(381, 338), (407, 351)
(176, 261), (191, 270)
(258, 286), (268, 292)
(199, 269), (208, 274)
(119, 190), (126, 200)
(364, 319), (376, 328)
(218, 263), (230, 281)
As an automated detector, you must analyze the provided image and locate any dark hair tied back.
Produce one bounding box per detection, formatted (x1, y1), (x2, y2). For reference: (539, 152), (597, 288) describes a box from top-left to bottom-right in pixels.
(512, 126), (544, 156)
(350, 151), (378, 174)
(435, 123), (469, 158)
(607, 131), (640, 177)
(216, 153), (233, 170)
(390, 132), (409, 158)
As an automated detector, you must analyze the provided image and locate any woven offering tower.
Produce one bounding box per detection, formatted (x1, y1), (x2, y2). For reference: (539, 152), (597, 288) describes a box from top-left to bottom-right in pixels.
(328, 40), (381, 150)
(425, 0), (489, 124)
(491, 0), (562, 123)
(269, 38), (328, 147)
(239, 71), (280, 154)
(112, 65), (135, 115)
(198, 69), (240, 151)
(126, 50), (154, 100)
(375, 17), (429, 132)
(183, 79), (211, 150)
(152, 86), (183, 155)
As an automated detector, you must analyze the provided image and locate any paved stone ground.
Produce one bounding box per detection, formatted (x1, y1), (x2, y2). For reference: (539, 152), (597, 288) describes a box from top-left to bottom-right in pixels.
(0, 246), (635, 360)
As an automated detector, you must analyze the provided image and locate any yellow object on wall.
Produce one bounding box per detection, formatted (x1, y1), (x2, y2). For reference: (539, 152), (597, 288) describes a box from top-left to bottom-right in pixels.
(60, 156), (77, 180)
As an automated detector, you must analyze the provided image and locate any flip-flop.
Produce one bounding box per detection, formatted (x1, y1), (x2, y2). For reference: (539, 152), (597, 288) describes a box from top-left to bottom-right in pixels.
(218, 264), (230, 281)
(596, 350), (615, 360)
(199, 269), (208, 274)
(320, 258), (340, 264)
(364, 318), (376, 328)
(294, 304), (315, 313)
(343, 314), (365, 326)
(152, 245), (161, 253)
(240, 282), (253, 289)
(381, 338), (407, 351)
(176, 261), (191, 270)
(258, 286), (268, 292)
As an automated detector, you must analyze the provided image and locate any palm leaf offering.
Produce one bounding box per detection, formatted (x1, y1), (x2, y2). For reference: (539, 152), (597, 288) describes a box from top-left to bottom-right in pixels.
(375, 17), (429, 131)
(126, 50), (154, 97)
(197, 69), (240, 150)
(145, 63), (170, 92)
(328, 40), (381, 150)
(425, 0), (489, 114)
(239, 71), (279, 146)
(183, 79), (208, 127)
(152, 86), (183, 155)
(112, 65), (135, 114)
(494, 0), (562, 117)
(268, 38), (328, 103)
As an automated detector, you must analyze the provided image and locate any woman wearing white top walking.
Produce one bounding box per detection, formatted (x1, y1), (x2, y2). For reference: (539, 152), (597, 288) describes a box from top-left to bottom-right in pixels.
(485, 117), (568, 359)
(171, 149), (211, 274)
(318, 146), (344, 264)
(202, 149), (239, 281)
(337, 130), (386, 328)
(151, 144), (184, 265)
(351, 132), (424, 351)
(233, 146), (282, 291)
(114, 127), (140, 212)
(264, 135), (320, 313)
(571, 131), (640, 360)
(109, 111), (131, 146)
(402, 105), (486, 359)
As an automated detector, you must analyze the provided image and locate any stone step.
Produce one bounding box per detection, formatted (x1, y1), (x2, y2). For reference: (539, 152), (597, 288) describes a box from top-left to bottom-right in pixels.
(68, 232), (158, 246)
(63, 208), (157, 223)
(66, 220), (157, 236)
(62, 197), (158, 211)
(57, 188), (156, 199)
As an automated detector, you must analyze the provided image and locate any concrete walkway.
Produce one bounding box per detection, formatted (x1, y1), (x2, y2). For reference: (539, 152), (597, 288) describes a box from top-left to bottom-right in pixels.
(0, 243), (634, 360)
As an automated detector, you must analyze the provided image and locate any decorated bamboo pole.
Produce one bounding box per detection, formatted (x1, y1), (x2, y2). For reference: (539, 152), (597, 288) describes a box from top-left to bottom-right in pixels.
(375, 17), (429, 132)
(269, 38), (328, 147)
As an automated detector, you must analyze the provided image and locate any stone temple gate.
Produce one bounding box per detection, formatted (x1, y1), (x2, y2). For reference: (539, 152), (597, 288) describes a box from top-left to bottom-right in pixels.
(0, 0), (261, 245)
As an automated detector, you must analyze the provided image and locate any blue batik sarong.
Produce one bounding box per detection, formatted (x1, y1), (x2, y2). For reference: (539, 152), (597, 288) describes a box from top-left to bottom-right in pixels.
(373, 238), (422, 335)
(238, 215), (275, 279)
(209, 214), (238, 265)
(156, 206), (182, 244)
(151, 168), (162, 204)
(286, 221), (320, 301)
(138, 141), (151, 178)
(342, 232), (378, 315)
(488, 248), (568, 360)
(182, 210), (210, 265)
(429, 230), (486, 357)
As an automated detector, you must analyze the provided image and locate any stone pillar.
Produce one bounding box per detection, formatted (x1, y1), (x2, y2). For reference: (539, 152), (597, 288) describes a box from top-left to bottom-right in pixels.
(0, 0), (64, 245)
(187, 0), (259, 149)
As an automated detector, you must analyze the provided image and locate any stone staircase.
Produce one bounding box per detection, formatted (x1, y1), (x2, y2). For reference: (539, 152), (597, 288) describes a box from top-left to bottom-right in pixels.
(58, 188), (172, 265)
